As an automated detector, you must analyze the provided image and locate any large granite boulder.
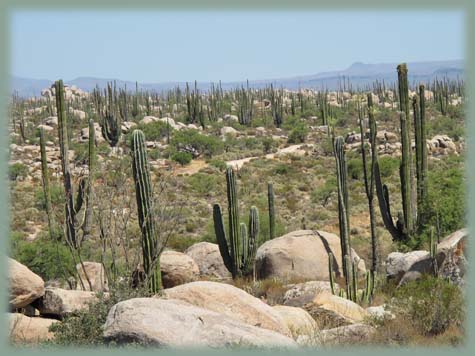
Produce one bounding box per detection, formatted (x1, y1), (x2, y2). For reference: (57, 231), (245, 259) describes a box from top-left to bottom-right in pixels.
(185, 242), (231, 279)
(255, 230), (365, 282)
(162, 281), (291, 337)
(76, 262), (109, 292)
(8, 258), (45, 309)
(160, 250), (200, 288)
(34, 287), (101, 318)
(103, 298), (297, 348)
(8, 313), (58, 344)
(272, 305), (318, 337)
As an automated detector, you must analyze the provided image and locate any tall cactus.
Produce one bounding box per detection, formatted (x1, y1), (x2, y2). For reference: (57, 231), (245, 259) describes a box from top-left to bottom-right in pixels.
(213, 167), (260, 278)
(82, 119), (95, 239)
(397, 64), (415, 237)
(267, 182), (275, 241)
(359, 96), (378, 273)
(101, 82), (121, 147)
(131, 130), (162, 292)
(417, 84), (428, 225)
(333, 136), (354, 298)
(39, 127), (54, 240)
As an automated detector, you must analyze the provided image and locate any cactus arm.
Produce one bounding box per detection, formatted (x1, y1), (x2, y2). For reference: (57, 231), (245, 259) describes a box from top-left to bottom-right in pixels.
(226, 167), (240, 277)
(267, 182), (275, 241)
(213, 204), (234, 274)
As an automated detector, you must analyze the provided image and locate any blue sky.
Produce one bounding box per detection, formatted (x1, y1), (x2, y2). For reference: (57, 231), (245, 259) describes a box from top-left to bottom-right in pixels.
(10, 10), (464, 82)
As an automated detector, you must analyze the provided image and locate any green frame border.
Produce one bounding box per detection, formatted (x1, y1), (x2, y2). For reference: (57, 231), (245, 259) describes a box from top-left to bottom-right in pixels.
(1, 1), (473, 355)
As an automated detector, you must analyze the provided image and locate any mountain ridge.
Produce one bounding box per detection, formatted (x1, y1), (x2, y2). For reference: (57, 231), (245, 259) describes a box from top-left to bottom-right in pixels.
(11, 59), (463, 98)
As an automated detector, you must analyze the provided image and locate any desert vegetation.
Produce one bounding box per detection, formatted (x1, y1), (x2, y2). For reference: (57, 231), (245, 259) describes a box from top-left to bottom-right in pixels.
(7, 63), (466, 349)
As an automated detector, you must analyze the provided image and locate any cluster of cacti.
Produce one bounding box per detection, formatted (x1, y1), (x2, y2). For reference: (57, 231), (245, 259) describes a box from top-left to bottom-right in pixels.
(131, 81), (140, 119)
(213, 167), (260, 279)
(207, 81), (223, 121)
(269, 84), (283, 128)
(54, 79), (95, 249)
(185, 81), (205, 127)
(100, 82), (122, 147)
(236, 81), (254, 125)
(131, 129), (162, 292)
(317, 90), (332, 126)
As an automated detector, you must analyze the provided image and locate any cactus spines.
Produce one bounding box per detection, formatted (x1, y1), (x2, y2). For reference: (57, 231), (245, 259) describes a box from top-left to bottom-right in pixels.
(39, 127), (54, 240)
(131, 129), (162, 292)
(214, 167), (260, 278)
(267, 182), (275, 241)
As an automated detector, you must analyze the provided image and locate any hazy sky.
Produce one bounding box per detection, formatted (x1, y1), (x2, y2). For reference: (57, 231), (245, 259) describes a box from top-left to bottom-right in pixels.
(10, 10), (464, 82)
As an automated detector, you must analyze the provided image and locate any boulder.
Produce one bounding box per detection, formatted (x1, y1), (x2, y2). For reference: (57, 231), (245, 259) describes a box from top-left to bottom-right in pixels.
(221, 126), (239, 137)
(76, 262), (109, 292)
(162, 281), (291, 337)
(8, 313), (58, 344)
(103, 298), (297, 348)
(385, 250), (430, 283)
(306, 291), (368, 328)
(160, 250), (200, 288)
(255, 230), (365, 282)
(283, 281), (338, 307)
(184, 242), (231, 279)
(272, 305), (318, 337)
(8, 258), (45, 309)
(314, 323), (375, 346)
(366, 305), (394, 320)
(34, 287), (100, 318)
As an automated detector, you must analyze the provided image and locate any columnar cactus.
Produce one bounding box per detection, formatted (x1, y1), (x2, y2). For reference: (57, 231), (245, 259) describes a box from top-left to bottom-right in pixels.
(267, 182), (275, 241)
(359, 95), (378, 273)
(131, 129), (162, 292)
(39, 127), (54, 240)
(430, 226), (438, 276)
(333, 136), (354, 299)
(213, 167), (260, 278)
(82, 119), (95, 239)
(397, 63), (415, 237)
(417, 84), (428, 224)
(328, 252), (336, 295)
(101, 82), (121, 147)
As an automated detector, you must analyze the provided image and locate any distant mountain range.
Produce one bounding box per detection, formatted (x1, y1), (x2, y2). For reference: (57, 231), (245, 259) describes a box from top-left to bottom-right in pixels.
(11, 59), (464, 98)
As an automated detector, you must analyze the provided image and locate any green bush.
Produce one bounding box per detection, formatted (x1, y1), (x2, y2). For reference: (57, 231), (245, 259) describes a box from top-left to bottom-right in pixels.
(347, 158), (363, 180)
(186, 173), (218, 195)
(35, 184), (64, 211)
(378, 156), (400, 178)
(262, 137), (275, 154)
(10, 231), (73, 281)
(9, 163), (28, 181)
(171, 151), (192, 166)
(49, 280), (151, 347)
(135, 121), (170, 141)
(172, 129), (223, 158)
(208, 159), (227, 172)
(311, 176), (337, 207)
(393, 275), (464, 336)
(287, 123), (309, 144)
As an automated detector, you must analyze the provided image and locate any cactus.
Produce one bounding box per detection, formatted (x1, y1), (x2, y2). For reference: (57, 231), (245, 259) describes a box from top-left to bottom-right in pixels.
(213, 167), (260, 278)
(267, 182), (275, 241)
(237, 81), (254, 125)
(82, 119), (95, 239)
(430, 226), (438, 276)
(101, 82), (121, 147)
(361, 270), (374, 304)
(417, 84), (428, 225)
(397, 64), (415, 237)
(270, 84), (283, 128)
(333, 136), (355, 301)
(359, 96), (378, 272)
(333, 136), (351, 269)
(131, 129), (162, 292)
(39, 127), (54, 240)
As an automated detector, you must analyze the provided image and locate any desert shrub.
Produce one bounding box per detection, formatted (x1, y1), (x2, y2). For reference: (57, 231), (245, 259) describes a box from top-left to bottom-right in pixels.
(10, 231), (73, 281)
(134, 121), (170, 141)
(49, 280), (151, 347)
(311, 177), (337, 207)
(186, 173), (218, 195)
(9, 163), (28, 181)
(172, 129), (223, 158)
(262, 137), (275, 154)
(393, 275), (464, 336)
(34, 184), (64, 211)
(347, 158), (363, 180)
(427, 115), (464, 141)
(378, 156), (400, 178)
(171, 151), (192, 166)
(274, 163), (291, 175)
(287, 123), (309, 144)
(208, 159), (227, 172)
